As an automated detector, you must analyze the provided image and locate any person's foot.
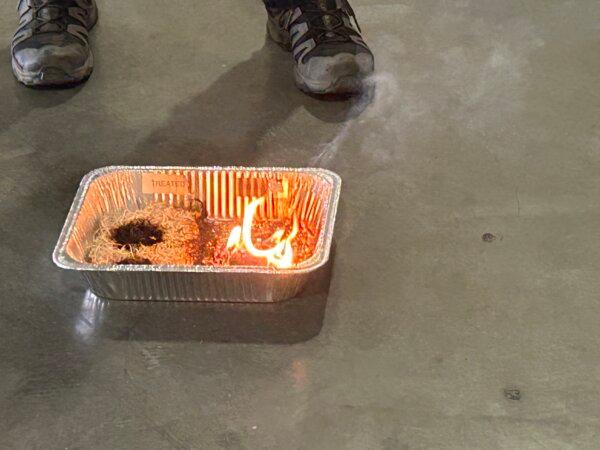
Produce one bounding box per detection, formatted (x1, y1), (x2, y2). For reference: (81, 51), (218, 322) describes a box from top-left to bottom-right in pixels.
(266, 0), (374, 95)
(11, 0), (98, 87)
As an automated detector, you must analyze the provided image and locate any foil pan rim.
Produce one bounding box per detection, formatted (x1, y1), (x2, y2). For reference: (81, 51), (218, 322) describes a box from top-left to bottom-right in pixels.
(53, 165), (341, 275)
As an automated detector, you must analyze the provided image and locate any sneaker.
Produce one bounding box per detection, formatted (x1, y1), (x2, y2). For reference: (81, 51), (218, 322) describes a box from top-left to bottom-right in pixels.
(11, 0), (98, 86)
(266, 0), (374, 95)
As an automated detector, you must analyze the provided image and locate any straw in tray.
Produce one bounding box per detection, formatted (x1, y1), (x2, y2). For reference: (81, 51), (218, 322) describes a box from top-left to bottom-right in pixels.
(86, 203), (202, 265)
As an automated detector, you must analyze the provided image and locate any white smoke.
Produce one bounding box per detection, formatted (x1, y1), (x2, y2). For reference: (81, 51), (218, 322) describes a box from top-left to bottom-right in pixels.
(310, 72), (399, 167)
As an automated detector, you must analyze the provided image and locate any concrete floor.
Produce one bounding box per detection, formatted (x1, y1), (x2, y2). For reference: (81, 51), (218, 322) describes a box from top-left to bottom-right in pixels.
(1, 0), (600, 448)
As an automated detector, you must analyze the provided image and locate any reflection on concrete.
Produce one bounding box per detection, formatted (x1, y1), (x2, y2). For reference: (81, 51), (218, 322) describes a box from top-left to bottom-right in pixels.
(74, 290), (106, 342)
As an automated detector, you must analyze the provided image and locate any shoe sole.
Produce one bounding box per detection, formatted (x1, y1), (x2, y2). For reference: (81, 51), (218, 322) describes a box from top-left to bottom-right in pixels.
(266, 19), (371, 95)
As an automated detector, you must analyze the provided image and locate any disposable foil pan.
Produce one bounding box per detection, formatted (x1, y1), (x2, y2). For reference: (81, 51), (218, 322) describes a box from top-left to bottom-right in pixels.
(53, 166), (341, 302)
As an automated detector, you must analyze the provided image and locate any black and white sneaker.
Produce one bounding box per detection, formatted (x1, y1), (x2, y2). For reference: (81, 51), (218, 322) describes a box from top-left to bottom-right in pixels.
(11, 0), (98, 87)
(266, 0), (374, 95)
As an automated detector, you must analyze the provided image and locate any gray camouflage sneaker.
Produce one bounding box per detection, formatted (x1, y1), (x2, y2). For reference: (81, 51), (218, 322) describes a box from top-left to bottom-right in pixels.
(11, 0), (98, 86)
(266, 0), (374, 95)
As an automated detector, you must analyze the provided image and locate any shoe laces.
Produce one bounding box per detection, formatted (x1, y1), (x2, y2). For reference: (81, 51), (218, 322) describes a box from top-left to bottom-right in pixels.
(301, 0), (362, 40)
(23, 0), (82, 33)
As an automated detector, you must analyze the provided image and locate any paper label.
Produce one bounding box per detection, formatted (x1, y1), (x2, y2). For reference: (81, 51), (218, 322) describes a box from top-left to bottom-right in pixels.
(142, 173), (189, 195)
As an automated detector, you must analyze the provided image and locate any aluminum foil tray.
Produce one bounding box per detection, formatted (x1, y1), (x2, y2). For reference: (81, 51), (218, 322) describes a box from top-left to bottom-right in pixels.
(53, 166), (341, 302)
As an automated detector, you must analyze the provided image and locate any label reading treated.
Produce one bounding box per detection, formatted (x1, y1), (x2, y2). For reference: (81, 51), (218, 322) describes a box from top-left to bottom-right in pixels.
(142, 173), (189, 195)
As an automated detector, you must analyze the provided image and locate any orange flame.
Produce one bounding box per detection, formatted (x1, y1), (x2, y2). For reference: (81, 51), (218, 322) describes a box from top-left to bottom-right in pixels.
(226, 196), (298, 269)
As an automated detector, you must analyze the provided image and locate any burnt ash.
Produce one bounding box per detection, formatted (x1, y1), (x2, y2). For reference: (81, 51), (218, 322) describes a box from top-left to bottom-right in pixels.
(111, 219), (163, 248)
(117, 256), (153, 265)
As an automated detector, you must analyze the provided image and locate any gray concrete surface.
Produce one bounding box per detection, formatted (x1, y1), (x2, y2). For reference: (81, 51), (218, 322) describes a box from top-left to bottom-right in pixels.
(1, 1), (599, 449)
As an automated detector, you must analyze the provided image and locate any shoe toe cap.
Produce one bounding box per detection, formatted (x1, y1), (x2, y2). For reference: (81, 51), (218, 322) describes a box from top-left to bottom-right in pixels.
(298, 50), (374, 88)
(13, 35), (89, 74)
(306, 51), (373, 76)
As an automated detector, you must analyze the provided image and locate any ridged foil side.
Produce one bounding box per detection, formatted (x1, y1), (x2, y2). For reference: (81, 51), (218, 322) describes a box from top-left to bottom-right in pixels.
(53, 166), (341, 303)
(82, 271), (307, 302)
